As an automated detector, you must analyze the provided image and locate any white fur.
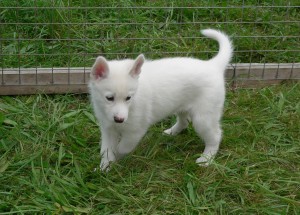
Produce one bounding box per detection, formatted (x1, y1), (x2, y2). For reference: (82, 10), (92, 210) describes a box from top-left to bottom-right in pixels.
(89, 29), (233, 171)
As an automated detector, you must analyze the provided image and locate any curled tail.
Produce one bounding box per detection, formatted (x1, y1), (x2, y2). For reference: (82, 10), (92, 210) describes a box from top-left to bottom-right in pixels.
(201, 29), (233, 68)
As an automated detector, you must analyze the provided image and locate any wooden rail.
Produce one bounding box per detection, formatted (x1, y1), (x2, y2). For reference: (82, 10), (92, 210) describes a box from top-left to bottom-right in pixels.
(0, 63), (299, 95)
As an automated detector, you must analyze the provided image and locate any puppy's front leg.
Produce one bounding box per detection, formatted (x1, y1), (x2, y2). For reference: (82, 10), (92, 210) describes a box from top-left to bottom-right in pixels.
(117, 129), (146, 159)
(99, 127), (118, 171)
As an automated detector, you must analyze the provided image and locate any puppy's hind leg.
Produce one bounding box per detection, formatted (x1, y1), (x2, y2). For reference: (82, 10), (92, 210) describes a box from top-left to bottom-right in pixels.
(192, 114), (222, 166)
(164, 112), (189, 136)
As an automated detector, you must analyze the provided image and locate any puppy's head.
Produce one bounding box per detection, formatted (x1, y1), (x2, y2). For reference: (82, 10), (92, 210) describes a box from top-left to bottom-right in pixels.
(89, 54), (145, 124)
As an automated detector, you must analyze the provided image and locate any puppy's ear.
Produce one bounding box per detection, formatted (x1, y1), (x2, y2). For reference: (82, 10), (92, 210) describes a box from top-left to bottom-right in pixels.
(91, 56), (109, 80)
(130, 54), (145, 78)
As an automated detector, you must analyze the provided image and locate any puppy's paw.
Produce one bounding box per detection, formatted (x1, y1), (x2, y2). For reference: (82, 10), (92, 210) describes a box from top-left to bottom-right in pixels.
(163, 128), (173, 135)
(196, 155), (213, 167)
(100, 160), (111, 172)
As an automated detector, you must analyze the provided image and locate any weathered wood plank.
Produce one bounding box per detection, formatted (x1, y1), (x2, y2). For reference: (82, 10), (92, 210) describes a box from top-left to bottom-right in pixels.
(0, 68), (90, 85)
(0, 63), (299, 95)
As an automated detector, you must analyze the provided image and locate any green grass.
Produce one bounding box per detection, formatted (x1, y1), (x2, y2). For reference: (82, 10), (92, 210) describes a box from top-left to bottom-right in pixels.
(1, 0), (299, 68)
(0, 83), (299, 214)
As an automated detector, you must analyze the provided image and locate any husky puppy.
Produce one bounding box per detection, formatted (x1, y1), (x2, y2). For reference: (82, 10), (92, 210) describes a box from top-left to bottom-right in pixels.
(89, 29), (233, 171)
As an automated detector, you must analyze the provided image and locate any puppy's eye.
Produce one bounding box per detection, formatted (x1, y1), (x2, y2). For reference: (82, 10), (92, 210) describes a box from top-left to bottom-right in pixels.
(125, 96), (131, 101)
(106, 96), (114, 101)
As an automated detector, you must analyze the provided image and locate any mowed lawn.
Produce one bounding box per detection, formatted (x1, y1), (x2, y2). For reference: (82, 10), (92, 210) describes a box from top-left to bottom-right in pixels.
(0, 84), (299, 214)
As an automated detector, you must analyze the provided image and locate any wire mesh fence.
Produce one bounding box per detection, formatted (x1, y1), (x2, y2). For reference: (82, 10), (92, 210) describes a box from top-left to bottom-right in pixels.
(0, 1), (299, 94)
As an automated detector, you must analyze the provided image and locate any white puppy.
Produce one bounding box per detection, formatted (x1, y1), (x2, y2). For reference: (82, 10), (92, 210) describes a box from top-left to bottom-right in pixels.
(89, 29), (233, 171)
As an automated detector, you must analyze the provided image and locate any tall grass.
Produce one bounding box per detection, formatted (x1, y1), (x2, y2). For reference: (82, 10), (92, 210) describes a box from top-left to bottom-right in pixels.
(1, 0), (299, 68)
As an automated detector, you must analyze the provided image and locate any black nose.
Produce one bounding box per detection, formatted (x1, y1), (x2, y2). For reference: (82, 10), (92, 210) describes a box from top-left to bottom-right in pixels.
(114, 116), (124, 123)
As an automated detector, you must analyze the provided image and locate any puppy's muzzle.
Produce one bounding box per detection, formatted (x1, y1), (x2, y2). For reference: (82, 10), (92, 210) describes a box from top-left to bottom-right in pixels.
(114, 116), (124, 123)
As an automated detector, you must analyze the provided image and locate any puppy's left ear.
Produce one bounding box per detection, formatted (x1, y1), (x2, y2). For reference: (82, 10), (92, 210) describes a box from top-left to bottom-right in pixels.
(130, 54), (145, 78)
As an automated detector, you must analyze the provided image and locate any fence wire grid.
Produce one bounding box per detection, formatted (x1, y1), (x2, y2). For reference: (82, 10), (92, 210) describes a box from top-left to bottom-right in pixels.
(0, 1), (299, 94)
